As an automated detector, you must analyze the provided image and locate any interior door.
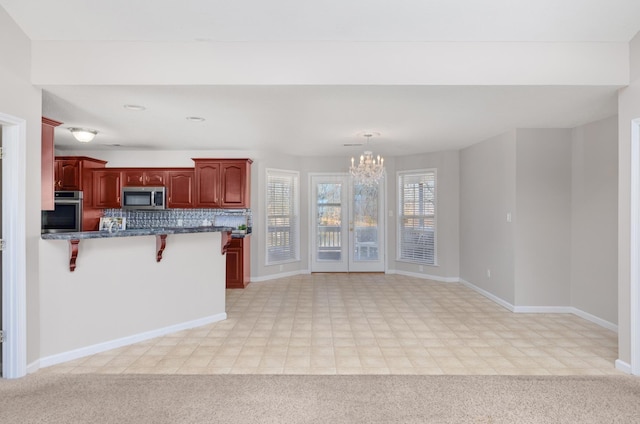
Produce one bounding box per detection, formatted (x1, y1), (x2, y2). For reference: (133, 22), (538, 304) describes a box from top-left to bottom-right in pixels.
(310, 174), (384, 273)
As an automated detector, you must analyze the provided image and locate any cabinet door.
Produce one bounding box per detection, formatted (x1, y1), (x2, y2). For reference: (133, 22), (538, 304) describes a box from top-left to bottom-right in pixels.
(195, 162), (221, 207)
(58, 160), (81, 190)
(122, 170), (145, 186)
(145, 170), (166, 186)
(220, 162), (247, 207)
(225, 239), (243, 288)
(93, 170), (122, 208)
(167, 170), (194, 208)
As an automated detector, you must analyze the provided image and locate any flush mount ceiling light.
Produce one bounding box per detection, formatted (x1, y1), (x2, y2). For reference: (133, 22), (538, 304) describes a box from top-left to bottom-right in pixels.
(186, 116), (206, 122)
(349, 132), (385, 186)
(68, 127), (98, 143)
(123, 104), (146, 111)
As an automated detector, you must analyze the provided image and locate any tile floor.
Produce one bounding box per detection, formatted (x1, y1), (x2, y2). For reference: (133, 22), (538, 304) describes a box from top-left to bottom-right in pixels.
(40, 273), (622, 376)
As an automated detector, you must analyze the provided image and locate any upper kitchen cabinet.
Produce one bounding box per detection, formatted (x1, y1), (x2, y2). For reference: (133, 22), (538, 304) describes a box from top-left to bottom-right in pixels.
(41, 117), (63, 210)
(166, 169), (195, 208)
(55, 156), (107, 191)
(92, 170), (122, 208)
(122, 169), (167, 187)
(193, 159), (252, 208)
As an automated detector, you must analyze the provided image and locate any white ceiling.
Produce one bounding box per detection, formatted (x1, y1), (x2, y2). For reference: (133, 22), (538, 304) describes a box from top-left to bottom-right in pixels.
(2, 0), (638, 156)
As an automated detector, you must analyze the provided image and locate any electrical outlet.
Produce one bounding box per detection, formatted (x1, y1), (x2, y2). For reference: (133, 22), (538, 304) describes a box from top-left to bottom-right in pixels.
(419, 265), (424, 272)
(279, 265), (284, 272)
(487, 269), (491, 278)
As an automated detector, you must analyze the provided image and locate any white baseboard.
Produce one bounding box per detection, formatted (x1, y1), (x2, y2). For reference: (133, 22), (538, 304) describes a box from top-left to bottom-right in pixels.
(251, 269), (309, 282)
(460, 278), (618, 332)
(570, 307), (618, 333)
(27, 360), (40, 375)
(459, 279), (515, 312)
(387, 269), (460, 283)
(615, 359), (632, 374)
(37, 313), (227, 369)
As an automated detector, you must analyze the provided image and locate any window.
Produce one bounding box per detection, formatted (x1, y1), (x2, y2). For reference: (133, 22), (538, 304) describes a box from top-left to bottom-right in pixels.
(398, 170), (436, 265)
(266, 169), (299, 265)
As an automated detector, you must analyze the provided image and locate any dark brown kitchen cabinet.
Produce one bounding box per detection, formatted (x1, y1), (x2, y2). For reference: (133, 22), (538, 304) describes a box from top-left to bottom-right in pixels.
(93, 170), (122, 208)
(122, 169), (166, 186)
(226, 237), (250, 288)
(193, 159), (252, 208)
(193, 160), (221, 207)
(166, 169), (195, 208)
(55, 159), (80, 190)
(41, 117), (63, 210)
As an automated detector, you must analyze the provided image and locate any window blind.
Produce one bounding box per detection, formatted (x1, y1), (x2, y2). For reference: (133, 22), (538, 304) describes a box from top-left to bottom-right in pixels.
(266, 169), (299, 264)
(398, 170), (436, 265)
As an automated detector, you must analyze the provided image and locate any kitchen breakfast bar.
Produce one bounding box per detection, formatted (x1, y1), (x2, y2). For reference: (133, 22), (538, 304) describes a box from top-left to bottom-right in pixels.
(38, 227), (233, 367)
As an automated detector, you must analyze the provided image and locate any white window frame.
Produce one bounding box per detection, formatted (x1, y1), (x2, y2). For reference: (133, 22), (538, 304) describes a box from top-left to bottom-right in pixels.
(397, 168), (437, 266)
(265, 168), (300, 265)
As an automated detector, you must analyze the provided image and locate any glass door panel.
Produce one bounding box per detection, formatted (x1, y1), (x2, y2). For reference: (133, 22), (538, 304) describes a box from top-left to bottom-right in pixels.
(311, 177), (348, 272)
(349, 183), (385, 272)
(311, 174), (385, 273)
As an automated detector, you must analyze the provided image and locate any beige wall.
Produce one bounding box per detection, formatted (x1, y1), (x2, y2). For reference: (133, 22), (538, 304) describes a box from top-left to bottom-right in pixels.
(571, 116), (618, 324)
(0, 6), (43, 365)
(514, 129), (572, 307)
(618, 31), (640, 366)
(460, 131), (517, 303)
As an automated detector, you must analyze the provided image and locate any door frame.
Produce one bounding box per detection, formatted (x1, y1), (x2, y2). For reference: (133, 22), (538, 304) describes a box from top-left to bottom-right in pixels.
(630, 117), (640, 375)
(308, 172), (386, 273)
(0, 112), (27, 379)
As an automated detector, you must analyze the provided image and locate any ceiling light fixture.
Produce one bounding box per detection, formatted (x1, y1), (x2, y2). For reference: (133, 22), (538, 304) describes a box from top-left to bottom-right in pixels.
(68, 127), (98, 143)
(124, 104), (146, 111)
(349, 132), (385, 186)
(186, 116), (206, 122)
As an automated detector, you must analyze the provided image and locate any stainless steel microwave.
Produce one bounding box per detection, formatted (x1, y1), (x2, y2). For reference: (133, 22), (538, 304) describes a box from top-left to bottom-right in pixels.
(121, 186), (166, 210)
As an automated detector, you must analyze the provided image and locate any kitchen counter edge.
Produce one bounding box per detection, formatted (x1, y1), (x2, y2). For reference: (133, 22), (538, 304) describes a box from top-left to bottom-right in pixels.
(41, 226), (240, 240)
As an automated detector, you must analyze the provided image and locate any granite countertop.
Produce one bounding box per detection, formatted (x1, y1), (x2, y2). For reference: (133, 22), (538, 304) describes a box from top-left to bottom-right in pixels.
(41, 226), (239, 240)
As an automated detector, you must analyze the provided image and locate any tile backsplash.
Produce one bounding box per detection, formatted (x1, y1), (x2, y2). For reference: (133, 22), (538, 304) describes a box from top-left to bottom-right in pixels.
(103, 208), (252, 230)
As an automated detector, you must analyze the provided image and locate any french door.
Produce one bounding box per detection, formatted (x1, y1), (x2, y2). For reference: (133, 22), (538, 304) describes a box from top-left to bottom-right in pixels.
(310, 174), (385, 272)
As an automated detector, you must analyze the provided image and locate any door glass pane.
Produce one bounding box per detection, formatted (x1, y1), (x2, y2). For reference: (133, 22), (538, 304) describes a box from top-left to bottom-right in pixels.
(316, 183), (342, 261)
(353, 184), (379, 261)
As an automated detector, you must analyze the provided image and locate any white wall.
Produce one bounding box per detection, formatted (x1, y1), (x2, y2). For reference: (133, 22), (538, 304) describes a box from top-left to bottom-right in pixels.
(617, 31), (640, 366)
(0, 6), (42, 365)
(514, 129), (572, 307)
(460, 131), (517, 303)
(38, 232), (226, 361)
(571, 116), (618, 324)
(392, 150), (460, 280)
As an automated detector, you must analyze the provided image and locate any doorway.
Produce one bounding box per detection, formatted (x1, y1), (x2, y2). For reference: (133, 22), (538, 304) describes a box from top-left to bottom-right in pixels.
(310, 174), (385, 272)
(0, 125), (3, 377)
(0, 113), (27, 379)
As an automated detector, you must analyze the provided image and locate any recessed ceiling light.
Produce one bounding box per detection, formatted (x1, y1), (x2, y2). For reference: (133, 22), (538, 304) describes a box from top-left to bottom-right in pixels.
(124, 104), (146, 111)
(186, 116), (206, 122)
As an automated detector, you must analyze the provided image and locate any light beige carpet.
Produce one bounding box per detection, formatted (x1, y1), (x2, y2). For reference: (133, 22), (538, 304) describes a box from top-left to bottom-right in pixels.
(1, 374), (639, 423)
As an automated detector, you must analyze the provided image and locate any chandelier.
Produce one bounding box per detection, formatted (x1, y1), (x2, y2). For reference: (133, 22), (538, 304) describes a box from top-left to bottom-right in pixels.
(349, 133), (385, 186)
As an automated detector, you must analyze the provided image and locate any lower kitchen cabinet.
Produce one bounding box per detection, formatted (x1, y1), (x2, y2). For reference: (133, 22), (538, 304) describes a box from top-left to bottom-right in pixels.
(226, 237), (250, 289)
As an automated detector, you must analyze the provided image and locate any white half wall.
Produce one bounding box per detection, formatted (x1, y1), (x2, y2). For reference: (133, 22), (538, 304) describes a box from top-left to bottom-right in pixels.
(38, 232), (226, 361)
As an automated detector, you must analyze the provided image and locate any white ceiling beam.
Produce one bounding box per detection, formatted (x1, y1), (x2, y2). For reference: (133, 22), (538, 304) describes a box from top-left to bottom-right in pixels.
(31, 41), (629, 86)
